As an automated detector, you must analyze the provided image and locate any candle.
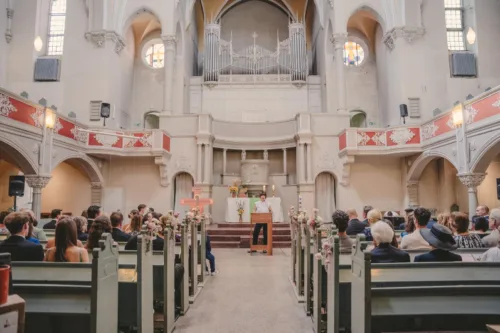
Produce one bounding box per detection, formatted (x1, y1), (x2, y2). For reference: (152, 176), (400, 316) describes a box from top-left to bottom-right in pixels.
(299, 195), (302, 210)
(263, 185), (266, 192)
(272, 185), (275, 191)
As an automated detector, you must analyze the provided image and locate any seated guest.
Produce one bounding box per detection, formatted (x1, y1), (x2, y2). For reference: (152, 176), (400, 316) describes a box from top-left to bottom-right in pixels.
(86, 216), (112, 250)
(482, 208), (500, 247)
(415, 223), (461, 262)
(0, 212), (44, 261)
(345, 208), (365, 236)
(206, 233), (218, 276)
(426, 216), (437, 229)
(454, 212), (484, 248)
(45, 216), (84, 249)
(86, 205), (102, 230)
(401, 207), (431, 250)
(26, 216), (40, 245)
(125, 221), (164, 251)
(363, 208), (382, 241)
(110, 211), (131, 242)
(81, 210), (88, 218)
(143, 212), (153, 223)
(480, 244), (500, 262)
(475, 205), (490, 220)
(20, 209), (47, 241)
(0, 211), (9, 234)
(74, 216), (88, 241)
(45, 217), (89, 263)
(123, 214), (142, 236)
(474, 216), (489, 239)
(400, 208), (414, 230)
(400, 214), (415, 238)
(383, 219), (399, 248)
(361, 205), (373, 225)
(370, 221), (410, 263)
(437, 213), (454, 232)
(333, 210), (354, 252)
(138, 204), (147, 216)
(43, 208), (62, 230)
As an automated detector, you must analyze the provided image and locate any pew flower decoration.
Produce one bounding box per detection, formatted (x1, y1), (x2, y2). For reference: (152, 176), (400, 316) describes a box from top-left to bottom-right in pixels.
(308, 208), (323, 233)
(160, 211), (180, 240)
(288, 206), (296, 221)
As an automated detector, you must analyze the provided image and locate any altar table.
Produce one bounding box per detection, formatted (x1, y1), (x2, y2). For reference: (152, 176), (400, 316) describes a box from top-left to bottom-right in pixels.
(225, 198), (284, 223)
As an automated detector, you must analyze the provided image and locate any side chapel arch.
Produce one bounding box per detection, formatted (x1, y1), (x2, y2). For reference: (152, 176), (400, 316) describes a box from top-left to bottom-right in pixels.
(0, 134), (38, 175)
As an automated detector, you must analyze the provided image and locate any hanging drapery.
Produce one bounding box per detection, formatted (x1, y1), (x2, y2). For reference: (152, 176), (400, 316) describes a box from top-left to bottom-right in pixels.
(315, 173), (336, 222)
(174, 173), (194, 219)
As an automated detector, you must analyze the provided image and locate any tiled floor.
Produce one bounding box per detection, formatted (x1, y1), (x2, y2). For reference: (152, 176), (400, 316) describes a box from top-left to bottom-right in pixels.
(175, 248), (314, 333)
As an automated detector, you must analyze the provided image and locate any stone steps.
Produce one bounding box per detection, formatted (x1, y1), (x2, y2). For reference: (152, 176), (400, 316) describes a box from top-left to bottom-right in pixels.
(208, 222), (291, 248)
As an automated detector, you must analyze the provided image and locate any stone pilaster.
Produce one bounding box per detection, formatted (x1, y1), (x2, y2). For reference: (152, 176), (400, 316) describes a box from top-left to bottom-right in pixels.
(406, 181), (419, 208)
(162, 35), (177, 114)
(90, 182), (103, 206)
(331, 33), (348, 113)
(457, 173), (486, 220)
(25, 175), (51, 219)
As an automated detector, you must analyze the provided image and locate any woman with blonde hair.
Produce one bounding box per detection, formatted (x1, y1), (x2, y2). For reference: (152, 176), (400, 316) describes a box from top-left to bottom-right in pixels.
(438, 213), (454, 232)
(363, 208), (382, 241)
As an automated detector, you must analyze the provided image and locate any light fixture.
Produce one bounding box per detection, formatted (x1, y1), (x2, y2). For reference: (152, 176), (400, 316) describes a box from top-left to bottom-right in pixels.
(452, 103), (464, 127)
(44, 108), (56, 129)
(466, 27), (476, 45)
(34, 36), (43, 52)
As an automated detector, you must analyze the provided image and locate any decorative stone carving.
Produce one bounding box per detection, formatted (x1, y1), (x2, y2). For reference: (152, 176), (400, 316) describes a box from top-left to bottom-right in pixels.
(331, 32), (348, 50)
(25, 175), (51, 189)
(84, 30), (126, 55)
(71, 127), (89, 143)
(339, 156), (355, 186)
(357, 132), (371, 146)
(155, 156), (169, 187)
(316, 153), (335, 170)
(30, 108), (44, 128)
(383, 27), (426, 51)
(421, 122), (439, 141)
(5, 8), (13, 43)
(465, 104), (478, 124)
(446, 115), (455, 129)
(125, 133), (152, 148)
(0, 93), (17, 117)
(457, 173), (486, 191)
(91, 182), (102, 189)
(493, 96), (500, 108)
(174, 153), (194, 173)
(371, 132), (386, 146)
(389, 128), (415, 145)
(161, 35), (177, 51)
(383, 32), (395, 51)
(94, 133), (119, 147)
(407, 181), (419, 207)
(241, 160), (269, 184)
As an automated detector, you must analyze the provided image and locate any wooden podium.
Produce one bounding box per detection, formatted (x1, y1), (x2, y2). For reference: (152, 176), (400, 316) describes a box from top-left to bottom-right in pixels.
(250, 213), (273, 256)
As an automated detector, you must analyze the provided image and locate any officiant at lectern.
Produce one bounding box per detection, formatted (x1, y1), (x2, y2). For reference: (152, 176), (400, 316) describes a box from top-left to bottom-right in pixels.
(248, 193), (272, 254)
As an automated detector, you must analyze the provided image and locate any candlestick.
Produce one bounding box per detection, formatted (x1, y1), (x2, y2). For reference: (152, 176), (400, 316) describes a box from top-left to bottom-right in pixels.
(272, 184), (275, 197)
(263, 185), (266, 192)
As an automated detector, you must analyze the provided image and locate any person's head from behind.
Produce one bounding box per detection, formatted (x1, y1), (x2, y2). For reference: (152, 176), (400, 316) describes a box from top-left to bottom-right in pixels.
(20, 209), (38, 227)
(110, 212), (124, 229)
(152, 212), (162, 220)
(453, 212), (469, 234)
(345, 208), (357, 220)
(54, 217), (78, 262)
(130, 214), (143, 232)
(404, 208), (414, 218)
(437, 213), (452, 229)
(413, 207), (431, 227)
(143, 212), (153, 223)
(332, 210), (349, 233)
(476, 205), (489, 217)
(371, 221), (394, 247)
(81, 210), (88, 218)
(405, 215), (416, 233)
(4, 212), (30, 236)
(138, 204), (146, 215)
(474, 216), (489, 233)
(51, 209), (63, 220)
(129, 209), (139, 219)
(87, 216), (112, 249)
(73, 216), (88, 234)
(87, 205), (101, 219)
(367, 209), (382, 225)
(0, 211), (9, 226)
(260, 193), (266, 201)
(489, 208), (500, 230)
(363, 205), (373, 219)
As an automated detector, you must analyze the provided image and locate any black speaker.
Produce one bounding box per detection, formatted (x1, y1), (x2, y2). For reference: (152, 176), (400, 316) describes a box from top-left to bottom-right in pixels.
(9, 175), (25, 197)
(100, 102), (111, 118)
(400, 104), (408, 118)
(497, 178), (500, 200)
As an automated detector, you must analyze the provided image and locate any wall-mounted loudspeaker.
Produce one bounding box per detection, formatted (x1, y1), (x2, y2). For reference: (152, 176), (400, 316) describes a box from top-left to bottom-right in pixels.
(100, 103), (111, 118)
(497, 178), (500, 200)
(9, 175), (25, 197)
(400, 104), (408, 118)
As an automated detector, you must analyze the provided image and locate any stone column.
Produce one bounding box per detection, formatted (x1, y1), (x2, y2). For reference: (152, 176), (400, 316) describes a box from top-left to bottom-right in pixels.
(407, 181), (419, 208)
(283, 148), (287, 174)
(458, 173), (486, 220)
(306, 144), (312, 182)
(25, 175), (51, 219)
(222, 149), (227, 174)
(91, 182), (103, 206)
(204, 143), (212, 184)
(197, 143), (202, 183)
(298, 143), (305, 184)
(332, 33), (348, 113)
(241, 150), (246, 161)
(263, 150), (268, 160)
(162, 35), (176, 114)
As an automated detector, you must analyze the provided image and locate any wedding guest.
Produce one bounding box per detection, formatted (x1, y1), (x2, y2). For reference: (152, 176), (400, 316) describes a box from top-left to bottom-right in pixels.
(474, 216), (489, 239)
(206, 233), (218, 276)
(0, 212), (44, 261)
(333, 210), (354, 252)
(43, 209), (62, 230)
(437, 213), (454, 232)
(483, 208), (500, 247)
(370, 221), (410, 263)
(454, 213), (484, 248)
(86, 205), (102, 230)
(138, 204), (147, 216)
(45, 216), (84, 249)
(125, 221), (164, 251)
(45, 217), (89, 263)
(415, 223), (461, 262)
(345, 208), (365, 236)
(362, 205), (373, 225)
(143, 212), (153, 223)
(74, 216), (88, 241)
(400, 207), (431, 250)
(0, 211), (9, 235)
(480, 244), (500, 262)
(81, 210), (88, 218)
(110, 212), (131, 242)
(20, 209), (47, 241)
(124, 214), (143, 236)
(363, 208), (382, 241)
(86, 216), (112, 250)
(400, 214), (415, 238)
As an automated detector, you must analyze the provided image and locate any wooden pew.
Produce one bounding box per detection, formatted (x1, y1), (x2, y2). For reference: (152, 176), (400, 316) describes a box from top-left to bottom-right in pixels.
(11, 233), (118, 333)
(289, 221), (304, 302)
(302, 225), (312, 315)
(351, 240), (500, 333)
(189, 223), (201, 303)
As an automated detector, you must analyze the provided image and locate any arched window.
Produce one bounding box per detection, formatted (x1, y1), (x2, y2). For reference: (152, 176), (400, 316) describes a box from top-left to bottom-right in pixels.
(343, 41), (365, 66)
(47, 0), (67, 55)
(144, 42), (165, 69)
(350, 110), (367, 128)
(144, 111), (160, 129)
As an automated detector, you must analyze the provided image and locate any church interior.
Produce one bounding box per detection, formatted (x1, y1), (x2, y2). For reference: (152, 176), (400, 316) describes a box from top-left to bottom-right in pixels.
(1, 0), (500, 332)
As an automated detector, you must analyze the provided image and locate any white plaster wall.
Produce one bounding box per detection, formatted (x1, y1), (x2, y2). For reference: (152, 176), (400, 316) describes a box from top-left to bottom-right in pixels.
(478, 157), (500, 210)
(220, 1), (289, 52)
(0, 0), (7, 88)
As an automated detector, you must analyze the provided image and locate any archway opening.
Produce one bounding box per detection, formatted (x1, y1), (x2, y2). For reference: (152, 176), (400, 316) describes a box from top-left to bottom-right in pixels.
(315, 172), (336, 222)
(350, 110), (367, 128)
(144, 111), (160, 129)
(173, 172), (194, 218)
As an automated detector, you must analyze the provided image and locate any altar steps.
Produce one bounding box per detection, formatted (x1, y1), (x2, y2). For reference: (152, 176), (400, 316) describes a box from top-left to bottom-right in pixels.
(208, 223), (292, 248)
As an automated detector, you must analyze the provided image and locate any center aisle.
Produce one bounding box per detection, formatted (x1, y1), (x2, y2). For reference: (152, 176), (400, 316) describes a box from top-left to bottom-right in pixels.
(175, 248), (314, 333)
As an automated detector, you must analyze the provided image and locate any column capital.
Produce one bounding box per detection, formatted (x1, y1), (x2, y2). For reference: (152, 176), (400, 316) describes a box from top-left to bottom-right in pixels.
(457, 173), (486, 191)
(91, 182), (103, 189)
(282, 148), (287, 152)
(25, 175), (51, 189)
(263, 150), (268, 160)
(407, 180), (419, 187)
(330, 32), (348, 49)
(161, 34), (177, 51)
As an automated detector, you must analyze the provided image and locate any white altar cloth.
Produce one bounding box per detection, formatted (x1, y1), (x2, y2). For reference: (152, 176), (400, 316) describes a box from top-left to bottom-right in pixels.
(225, 198), (284, 223)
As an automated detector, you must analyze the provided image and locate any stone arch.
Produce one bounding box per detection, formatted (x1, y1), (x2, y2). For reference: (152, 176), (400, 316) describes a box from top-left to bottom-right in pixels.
(407, 151), (458, 182)
(0, 133), (38, 175)
(51, 154), (104, 184)
(216, 0), (296, 22)
(349, 109), (367, 127)
(343, 3), (387, 34)
(470, 135), (500, 174)
(120, 6), (163, 38)
(314, 171), (337, 221)
(172, 171), (195, 216)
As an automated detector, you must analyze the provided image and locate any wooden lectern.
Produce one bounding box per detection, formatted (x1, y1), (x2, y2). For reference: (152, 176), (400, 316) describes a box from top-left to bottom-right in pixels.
(250, 213), (273, 256)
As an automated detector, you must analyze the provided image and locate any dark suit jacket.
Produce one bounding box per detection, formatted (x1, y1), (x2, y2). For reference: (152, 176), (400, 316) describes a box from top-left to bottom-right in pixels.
(125, 235), (164, 251)
(414, 249), (462, 262)
(346, 218), (366, 236)
(112, 228), (131, 242)
(43, 219), (57, 230)
(0, 235), (44, 261)
(370, 243), (410, 263)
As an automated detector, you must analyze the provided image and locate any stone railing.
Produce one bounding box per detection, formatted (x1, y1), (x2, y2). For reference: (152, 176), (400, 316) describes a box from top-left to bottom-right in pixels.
(0, 88), (171, 156)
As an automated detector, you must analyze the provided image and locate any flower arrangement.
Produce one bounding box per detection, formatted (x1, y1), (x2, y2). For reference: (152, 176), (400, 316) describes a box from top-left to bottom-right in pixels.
(160, 211), (180, 239)
(229, 184), (239, 197)
(183, 207), (209, 228)
(308, 208), (324, 233)
(236, 200), (245, 222)
(315, 237), (333, 265)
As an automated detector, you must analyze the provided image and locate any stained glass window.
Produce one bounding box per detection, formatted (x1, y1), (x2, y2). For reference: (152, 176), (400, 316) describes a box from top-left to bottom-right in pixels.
(444, 0), (466, 51)
(343, 42), (365, 67)
(144, 43), (165, 68)
(47, 0), (67, 55)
